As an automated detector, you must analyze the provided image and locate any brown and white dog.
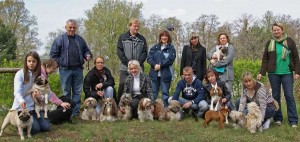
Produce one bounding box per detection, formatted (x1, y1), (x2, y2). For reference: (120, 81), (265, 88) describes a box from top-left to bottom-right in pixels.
(203, 106), (229, 129)
(137, 98), (153, 122)
(209, 86), (223, 111)
(0, 109), (33, 140)
(25, 76), (50, 118)
(165, 100), (182, 121)
(117, 93), (132, 121)
(153, 99), (166, 121)
(99, 98), (119, 122)
(81, 97), (98, 121)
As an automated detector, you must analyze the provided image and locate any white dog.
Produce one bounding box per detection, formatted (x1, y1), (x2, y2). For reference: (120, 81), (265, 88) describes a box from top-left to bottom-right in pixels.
(137, 98), (153, 122)
(209, 86), (223, 111)
(81, 97), (98, 120)
(0, 109), (33, 140)
(99, 98), (119, 122)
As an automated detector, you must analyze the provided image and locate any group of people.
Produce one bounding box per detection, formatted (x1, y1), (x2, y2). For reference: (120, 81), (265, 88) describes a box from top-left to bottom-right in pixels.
(10, 18), (299, 136)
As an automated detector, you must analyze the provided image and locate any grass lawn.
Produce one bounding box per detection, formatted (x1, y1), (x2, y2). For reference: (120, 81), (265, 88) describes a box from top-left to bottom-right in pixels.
(0, 101), (299, 142)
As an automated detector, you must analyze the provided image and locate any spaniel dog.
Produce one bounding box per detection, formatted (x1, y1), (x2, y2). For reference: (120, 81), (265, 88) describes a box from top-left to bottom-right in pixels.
(203, 106), (229, 129)
(165, 100), (182, 121)
(153, 99), (166, 121)
(99, 98), (119, 122)
(137, 98), (153, 122)
(81, 97), (98, 121)
(209, 86), (223, 111)
(117, 93), (132, 121)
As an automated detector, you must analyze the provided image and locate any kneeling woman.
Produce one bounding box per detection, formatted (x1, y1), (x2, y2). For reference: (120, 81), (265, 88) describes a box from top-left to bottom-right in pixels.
(119, 60), (154, 118)
(236, 72), (276, 129)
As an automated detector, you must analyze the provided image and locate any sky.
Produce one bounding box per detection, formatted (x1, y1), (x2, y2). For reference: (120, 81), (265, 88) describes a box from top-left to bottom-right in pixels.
(23, 0), (300, 51)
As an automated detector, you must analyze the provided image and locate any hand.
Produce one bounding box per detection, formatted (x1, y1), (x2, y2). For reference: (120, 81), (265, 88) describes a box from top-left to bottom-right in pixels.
(257, 74), (262, 80)
(154, 64), (160, 71)
(294, 74), (300, 80)
(212, 54), (218, 59)
(95, 83), (103, 90)
(86, 54), (92, 61)
(222, 98), (227, 103)
(119, 107), (125, 113)
(182, 101), (192, 109)
(97, 91), (104, 97)
(20, 102), (26, 109)
(60, 102), (71, 110)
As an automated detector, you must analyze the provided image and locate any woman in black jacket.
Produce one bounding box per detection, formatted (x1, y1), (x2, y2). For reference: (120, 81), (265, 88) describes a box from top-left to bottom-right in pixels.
(180, 32), (206, 81)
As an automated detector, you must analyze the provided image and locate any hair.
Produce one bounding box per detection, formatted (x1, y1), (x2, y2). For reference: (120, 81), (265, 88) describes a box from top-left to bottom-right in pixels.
(272, 23), (284, 30)
(23, 51), (41, 84)
(128, 18), (139, 27)
(182, 66), (193, 74)
(242, 72), (257, 88)
(127, 60), (141, 73)
(159, 30), (172, 44)
(43, 58), (58, 69)
(204, 68), (219, 83)
(66, 19), (77, 26)
(217, 33), (230, 45)
(94, 56), (105, 64)
(189, 32), (201, 47)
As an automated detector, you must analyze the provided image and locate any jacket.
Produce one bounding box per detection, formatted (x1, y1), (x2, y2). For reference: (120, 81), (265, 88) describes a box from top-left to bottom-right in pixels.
(180, 44), (206, 81)
(83, 66), (115, 100)
(172, 77), (205, 104)
(147, 43), (176, 82)
(204, 80), (231, 105)
(50, 33), (92, 68)
(117, 31), (148, 71)
(259, 37), (300, 75)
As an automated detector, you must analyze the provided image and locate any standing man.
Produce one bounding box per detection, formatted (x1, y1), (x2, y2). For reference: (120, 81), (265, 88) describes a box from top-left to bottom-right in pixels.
(117, 18), (148, 103)
(50, 19), (92, 117)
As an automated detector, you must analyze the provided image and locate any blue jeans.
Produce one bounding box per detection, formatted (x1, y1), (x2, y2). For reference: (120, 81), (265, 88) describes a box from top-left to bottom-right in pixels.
(96, 86), (114, 114)
(151, 78), (171, 107)
(31, 111), (50, 135)
(268, 74), (298, 125)
(59, 67), (83, 116)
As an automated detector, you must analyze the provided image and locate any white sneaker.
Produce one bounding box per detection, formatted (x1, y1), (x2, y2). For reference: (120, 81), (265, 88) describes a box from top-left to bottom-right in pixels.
(275, 121), (282, 126)
(263, 119), (271, 129)
(291, 124), (298, 128)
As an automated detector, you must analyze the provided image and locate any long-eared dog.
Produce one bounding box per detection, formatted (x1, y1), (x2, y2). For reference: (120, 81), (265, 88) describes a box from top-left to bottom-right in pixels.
(81, 97), (98, 120)
(153, 99), (166, 121)
(99, 98), (119, 122)
(137, 98), (153, 122)
(165, 100), (182, 121)
(117, 93), (132, 120)
(209, 86), (223, 111)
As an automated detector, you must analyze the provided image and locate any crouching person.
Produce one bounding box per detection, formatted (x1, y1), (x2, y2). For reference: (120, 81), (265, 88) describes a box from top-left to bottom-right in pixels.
(168, 66), (208, 119)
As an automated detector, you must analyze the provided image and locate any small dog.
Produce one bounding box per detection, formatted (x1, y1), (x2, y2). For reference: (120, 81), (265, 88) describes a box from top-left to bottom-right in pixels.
(165, 100), (182, 121)
(48, 96), (73, 124)
(210, 46), (227, 65)
(229, 110), (245, 129)
(117, 93), (133, 121)
(137, 98), (153, 122)
(99, 98), (119, 122)
(209, 86), (223, 111)
(0, 109), (33, 140)
(81, 97), (98, 121)
(26, 76), (50, 118)
(153, 99), (166, 121)
(203, 107), (229, 129)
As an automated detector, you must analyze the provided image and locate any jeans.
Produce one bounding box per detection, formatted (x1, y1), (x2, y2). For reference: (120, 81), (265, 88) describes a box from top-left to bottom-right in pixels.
(96, 86), (114, 114)
(31, 111), (50, 135)
(268, 74), (298, 125)
(235, 97), (276, 124)
(59, 67), (83, 116)
(117, 70), (129, 104)
(151, 77), (171, 107)
(168, 97), (208, 118)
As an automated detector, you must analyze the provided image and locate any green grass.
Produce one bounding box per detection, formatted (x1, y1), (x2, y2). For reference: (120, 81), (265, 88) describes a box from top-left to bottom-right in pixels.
(0, 101), (300, 142)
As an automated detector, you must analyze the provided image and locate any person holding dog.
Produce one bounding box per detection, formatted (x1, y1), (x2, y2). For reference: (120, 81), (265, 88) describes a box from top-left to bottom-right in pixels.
(50, 19), (93, 117)
(83, 56), (116, 114)
(168, 66), (208, 118)
(257, 23), (299, 128)
(11, 51), (50, 134)
(147, 30), (176, 107)
(180, 32), (206, 81)
(236, 72), (276, 129)
(119, 60), (153, 119)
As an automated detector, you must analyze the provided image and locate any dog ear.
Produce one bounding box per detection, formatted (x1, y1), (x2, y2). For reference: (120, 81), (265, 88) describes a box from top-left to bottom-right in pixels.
(138, 98), (145, 110)
(45, 79), (48, 84)
(112, 98), (118, 116)
(18, 110), (22, 116)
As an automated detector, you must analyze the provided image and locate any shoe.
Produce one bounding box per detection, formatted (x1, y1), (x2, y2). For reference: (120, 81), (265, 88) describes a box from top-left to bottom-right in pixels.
(263, 119), (271, 129)
(291, 124), (298, 128)
(275, 121), (282, 126)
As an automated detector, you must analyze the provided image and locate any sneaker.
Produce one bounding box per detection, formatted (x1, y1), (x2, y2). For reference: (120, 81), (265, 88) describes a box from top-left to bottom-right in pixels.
(275, 121), (282, 126)
(263, 119), (271, 129)
(291, 124), (298, 128)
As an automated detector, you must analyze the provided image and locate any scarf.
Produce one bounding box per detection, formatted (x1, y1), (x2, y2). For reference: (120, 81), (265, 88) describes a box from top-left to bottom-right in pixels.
(268, 34), (289, 60)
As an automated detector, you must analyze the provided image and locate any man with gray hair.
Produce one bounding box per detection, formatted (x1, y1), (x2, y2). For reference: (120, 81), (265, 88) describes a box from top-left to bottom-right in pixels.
(50, 19), (92, 117)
